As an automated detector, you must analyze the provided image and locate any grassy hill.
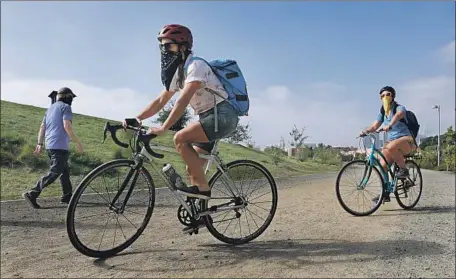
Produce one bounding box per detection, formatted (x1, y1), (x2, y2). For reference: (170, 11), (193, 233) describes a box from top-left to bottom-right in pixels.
(1, 100), (338, 200)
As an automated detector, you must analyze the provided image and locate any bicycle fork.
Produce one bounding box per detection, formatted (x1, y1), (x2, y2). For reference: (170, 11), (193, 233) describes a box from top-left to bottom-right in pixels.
(109, 161), (142, 214)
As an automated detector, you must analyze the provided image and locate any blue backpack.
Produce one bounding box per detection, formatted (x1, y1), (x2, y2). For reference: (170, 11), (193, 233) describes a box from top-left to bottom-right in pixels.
(185, 56), (249, 116)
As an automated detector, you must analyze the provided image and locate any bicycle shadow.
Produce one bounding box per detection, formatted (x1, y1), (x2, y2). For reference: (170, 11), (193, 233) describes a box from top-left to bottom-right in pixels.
(372, 205), (455, 217)
(92, 238), (445, 273)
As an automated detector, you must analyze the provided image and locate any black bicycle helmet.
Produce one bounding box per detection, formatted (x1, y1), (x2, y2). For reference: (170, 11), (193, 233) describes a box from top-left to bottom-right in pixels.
(379, 86), (396, 98)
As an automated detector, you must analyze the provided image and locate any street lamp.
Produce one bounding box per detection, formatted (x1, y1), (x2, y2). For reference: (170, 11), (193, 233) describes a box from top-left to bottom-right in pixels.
(432, 104), (441, 167)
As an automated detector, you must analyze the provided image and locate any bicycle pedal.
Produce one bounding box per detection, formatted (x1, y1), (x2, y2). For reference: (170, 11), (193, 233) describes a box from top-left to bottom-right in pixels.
(186, 227), (199, 235)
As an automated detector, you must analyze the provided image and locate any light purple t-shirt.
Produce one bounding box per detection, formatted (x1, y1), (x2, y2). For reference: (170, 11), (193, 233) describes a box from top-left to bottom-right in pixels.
(42, 101), (73, 150)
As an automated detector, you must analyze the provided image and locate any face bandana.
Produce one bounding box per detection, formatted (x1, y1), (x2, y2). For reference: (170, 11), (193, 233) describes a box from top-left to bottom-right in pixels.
(382, 95), (393, 116)
(58, 96), (74, 106)
(160, 49), (184, 91)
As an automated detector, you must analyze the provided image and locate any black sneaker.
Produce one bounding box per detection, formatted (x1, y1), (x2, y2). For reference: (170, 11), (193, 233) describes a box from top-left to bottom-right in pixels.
(177, 186), (211, 200)
(60, 193), (72, 204)
(396, 168), (409, 179)
(182, 216), (213, 234)
(372, 193), (390, 203)
(22, 191), (41, 209)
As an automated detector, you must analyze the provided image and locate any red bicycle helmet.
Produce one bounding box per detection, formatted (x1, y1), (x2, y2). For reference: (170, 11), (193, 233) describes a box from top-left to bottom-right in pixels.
(157, 24), (193, 49)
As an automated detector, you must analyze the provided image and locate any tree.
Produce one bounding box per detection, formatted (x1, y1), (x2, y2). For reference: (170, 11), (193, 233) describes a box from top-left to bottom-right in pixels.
(154, 100), (192, 132)
(443, 126), (456, 171)
(289, 125), (308, 148)
(226, 123), (252, 144)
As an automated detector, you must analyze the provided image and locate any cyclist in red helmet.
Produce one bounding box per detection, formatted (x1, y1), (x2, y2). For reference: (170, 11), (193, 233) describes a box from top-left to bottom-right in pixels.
(123, 24), (239, 205)
(360, 86), (417, 202)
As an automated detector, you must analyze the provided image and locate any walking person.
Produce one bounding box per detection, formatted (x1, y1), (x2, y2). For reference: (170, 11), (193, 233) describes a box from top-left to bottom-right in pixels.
(22, 87), (84, 209)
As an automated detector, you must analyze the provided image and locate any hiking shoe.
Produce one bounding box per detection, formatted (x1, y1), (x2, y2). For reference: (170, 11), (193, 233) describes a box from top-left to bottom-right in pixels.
(396, 168), (409, 179)
(177, 186), (211, 200)
(60, 193), (72, 204)
(182, 216), (213, 234)
(372, 193), (390, 203)
(22, 191), (41, 209)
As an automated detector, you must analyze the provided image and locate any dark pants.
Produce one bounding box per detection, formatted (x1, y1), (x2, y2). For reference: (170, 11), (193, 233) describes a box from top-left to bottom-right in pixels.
(31, 149), (72, 197)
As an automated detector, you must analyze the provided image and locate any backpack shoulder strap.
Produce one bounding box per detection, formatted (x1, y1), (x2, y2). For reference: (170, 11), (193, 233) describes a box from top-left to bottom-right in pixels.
(184, 56), (209, 75)
(394, 102), (408, 124)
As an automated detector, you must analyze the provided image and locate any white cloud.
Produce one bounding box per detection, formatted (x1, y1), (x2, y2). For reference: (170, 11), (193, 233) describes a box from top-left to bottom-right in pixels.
(398, 75), (455, 137)
(1, 72), (454, 149)
(243, 82), (366, 148)
(243, 74), (454, 148)
(0, 76), (153, 124)
(438, 40), (455, 64)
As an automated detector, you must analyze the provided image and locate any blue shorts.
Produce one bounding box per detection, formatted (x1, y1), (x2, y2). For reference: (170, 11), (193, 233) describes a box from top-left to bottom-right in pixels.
(193, 100), (239, 153)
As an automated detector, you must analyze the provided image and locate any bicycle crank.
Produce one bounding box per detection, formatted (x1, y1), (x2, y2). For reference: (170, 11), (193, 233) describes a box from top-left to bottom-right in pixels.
(177, 201), (194, 226)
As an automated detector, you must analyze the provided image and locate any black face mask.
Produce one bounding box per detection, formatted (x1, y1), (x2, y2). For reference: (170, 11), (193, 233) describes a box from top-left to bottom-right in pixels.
(160, 50), (184, 91)
(58, 96), (73, 106)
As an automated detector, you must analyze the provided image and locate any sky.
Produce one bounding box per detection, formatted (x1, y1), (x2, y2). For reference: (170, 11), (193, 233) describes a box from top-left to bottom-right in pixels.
(1, 1), (455, 148)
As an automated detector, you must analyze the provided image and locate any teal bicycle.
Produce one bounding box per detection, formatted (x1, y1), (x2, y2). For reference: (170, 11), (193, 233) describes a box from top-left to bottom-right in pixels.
(335, 130), (423, 216)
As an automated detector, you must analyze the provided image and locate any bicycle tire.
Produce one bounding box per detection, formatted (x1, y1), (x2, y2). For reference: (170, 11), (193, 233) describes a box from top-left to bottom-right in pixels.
(335, 159), (385, 216)
(66, 159), (155, 258)
(394, 159), (423, 210)
(201, 159), (278, 245)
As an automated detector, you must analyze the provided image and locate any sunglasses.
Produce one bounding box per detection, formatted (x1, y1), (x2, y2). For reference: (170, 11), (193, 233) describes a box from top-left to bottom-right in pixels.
(159, 42), (177, 52)
(380, 92), (392, 98)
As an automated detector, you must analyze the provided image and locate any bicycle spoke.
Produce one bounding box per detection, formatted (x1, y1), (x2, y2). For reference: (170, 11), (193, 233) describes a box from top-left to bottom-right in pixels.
(115, 214), (128, 241)
(112, 217), (118, 248)
(75, 211), (111, 221)
(244, 208), (252, 236)
(249, 190), (271, 202)
(87, 185), (111, 206)
(103, 174), (112, 204)
(214, 210), (232, 230)
(97, 214), (114, 250)
(249, 202), (270, 212)
(123, 208), (145, 216)
(245, 207), (266, 222)
(120, 213), (138, 229)
(221, 215), (235, 235)
(249, 200), (272, 204)
(245, 208), (260, 230)
(238, 216), (242, 239)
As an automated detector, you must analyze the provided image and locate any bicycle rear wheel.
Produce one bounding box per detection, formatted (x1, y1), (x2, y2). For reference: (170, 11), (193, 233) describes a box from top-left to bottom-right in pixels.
(66, 159), (155, 258)
(201, 160), (278, 245)
(335, 159), (385, 216)
(394, 159), (423, 210)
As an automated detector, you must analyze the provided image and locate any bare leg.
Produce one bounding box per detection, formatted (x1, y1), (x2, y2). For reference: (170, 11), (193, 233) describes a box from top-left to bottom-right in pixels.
(174, 122), (211, 192)
(186, 146), (209, 186)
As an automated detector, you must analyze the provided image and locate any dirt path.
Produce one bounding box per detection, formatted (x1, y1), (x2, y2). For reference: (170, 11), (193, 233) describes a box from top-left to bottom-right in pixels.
(1, 170), (454, 278)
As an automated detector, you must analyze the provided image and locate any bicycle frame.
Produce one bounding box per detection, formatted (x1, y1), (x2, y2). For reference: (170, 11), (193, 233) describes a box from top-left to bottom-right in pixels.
(110, 131), (245, 221)
(359, 134), (397, 192)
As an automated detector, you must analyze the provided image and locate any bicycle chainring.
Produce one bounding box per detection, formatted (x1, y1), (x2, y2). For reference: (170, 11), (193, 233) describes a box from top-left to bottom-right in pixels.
(177, 201), (194, 226)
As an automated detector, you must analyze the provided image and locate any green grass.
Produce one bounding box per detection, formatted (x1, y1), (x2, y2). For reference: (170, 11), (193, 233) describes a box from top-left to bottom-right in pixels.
(0, 100), (338, 200)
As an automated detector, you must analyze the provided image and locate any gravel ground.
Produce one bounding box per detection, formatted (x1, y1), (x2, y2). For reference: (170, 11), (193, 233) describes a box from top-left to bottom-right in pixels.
(1, 170), (454, 278)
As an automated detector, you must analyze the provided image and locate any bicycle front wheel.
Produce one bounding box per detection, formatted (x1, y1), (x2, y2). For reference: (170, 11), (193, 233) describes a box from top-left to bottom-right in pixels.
(66, 159), (155, 258)
(202, 160), (278, 245)
(335, 159), (385, 216)
(394, 159), (423, 209)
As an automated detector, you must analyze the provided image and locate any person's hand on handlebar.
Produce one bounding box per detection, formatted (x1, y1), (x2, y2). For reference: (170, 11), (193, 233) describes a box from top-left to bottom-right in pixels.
(122, 117), (142, 129)
(147, 126), (166, 136)
(359, 129), (368, 137)
(381, 124), (391, 132)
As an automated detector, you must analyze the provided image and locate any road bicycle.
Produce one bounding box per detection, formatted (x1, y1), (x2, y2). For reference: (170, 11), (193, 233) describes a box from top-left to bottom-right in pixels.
(66, 120), (278, 258)
(335, 130), (423, 216)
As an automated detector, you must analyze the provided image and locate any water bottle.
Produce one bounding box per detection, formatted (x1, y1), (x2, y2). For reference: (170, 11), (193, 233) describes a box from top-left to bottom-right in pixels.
(162, 164), (186, 190)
